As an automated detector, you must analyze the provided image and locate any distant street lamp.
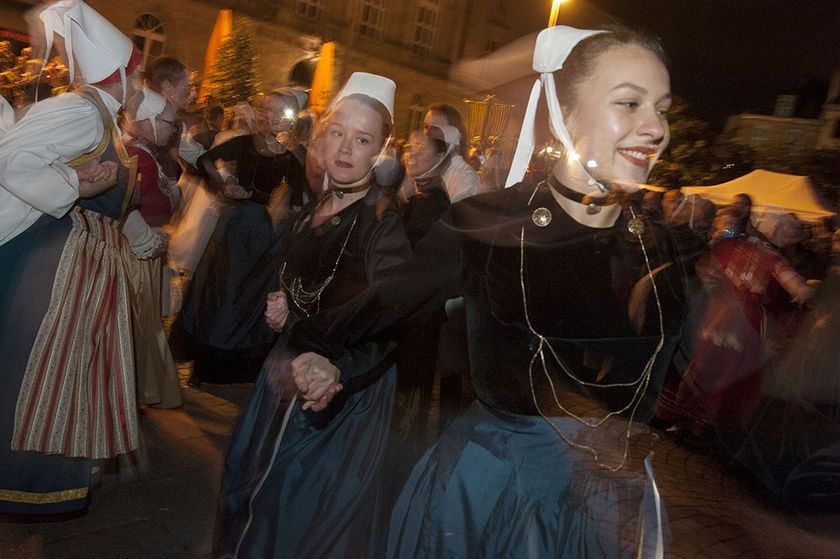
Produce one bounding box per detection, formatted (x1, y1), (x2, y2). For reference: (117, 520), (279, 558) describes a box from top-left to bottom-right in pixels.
(548, 0), (568, 27)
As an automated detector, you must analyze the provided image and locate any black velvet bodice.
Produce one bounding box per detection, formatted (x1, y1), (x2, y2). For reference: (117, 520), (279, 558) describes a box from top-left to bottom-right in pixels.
(452, 182), (685, 416)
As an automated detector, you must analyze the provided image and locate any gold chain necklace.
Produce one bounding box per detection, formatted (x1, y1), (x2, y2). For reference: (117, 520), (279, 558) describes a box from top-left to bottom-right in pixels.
(278, 206), (359, 317)
(520, 204), (665, 472)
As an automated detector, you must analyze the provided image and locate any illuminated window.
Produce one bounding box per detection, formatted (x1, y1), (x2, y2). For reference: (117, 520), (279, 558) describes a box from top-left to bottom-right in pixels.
(358, 0), (385, 41)
(132, 14), (166, 70)
(411, 1), (439, 57)
(296, 0), (324, 19)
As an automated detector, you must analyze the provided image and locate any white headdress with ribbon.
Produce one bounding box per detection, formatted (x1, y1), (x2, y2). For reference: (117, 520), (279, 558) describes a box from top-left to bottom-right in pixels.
(134, 87), (168, 143)
(38, 0), (133, 98)
(505, 26), (605, 188)
(413, 123), (459, 182)
(434, 123), (461, 151)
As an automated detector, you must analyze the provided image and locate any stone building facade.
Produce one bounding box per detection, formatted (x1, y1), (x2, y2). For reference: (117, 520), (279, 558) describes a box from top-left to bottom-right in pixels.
(723, 71), (840, 157)
(4, 0), (548, 137)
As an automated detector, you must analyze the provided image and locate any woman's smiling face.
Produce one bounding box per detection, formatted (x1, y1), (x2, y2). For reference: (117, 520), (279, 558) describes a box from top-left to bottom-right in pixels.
(562, 43), (671, 186)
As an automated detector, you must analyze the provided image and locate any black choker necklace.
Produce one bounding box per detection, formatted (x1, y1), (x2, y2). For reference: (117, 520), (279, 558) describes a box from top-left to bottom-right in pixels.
(548, 175), (612, 215)
(331, 183), (369, 198)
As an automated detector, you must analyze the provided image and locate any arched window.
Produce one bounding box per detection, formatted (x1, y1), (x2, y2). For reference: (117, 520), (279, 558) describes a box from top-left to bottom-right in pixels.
(289, 58), (317, 88)
(132, 14), (166, 70)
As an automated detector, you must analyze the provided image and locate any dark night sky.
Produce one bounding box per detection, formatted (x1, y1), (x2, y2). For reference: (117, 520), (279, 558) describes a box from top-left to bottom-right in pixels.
(566, 1), (840, 128)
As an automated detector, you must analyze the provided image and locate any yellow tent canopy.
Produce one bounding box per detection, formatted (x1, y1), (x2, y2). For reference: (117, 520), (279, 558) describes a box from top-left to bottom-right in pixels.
(681, 169), (836, 222)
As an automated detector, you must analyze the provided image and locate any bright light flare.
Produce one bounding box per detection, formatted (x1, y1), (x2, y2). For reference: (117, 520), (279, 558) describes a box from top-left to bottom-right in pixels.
(548, 0), (568, 27)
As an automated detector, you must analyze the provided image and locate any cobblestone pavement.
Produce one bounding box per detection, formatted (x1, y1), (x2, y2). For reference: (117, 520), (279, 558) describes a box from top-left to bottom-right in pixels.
(2, 365), (839, 558)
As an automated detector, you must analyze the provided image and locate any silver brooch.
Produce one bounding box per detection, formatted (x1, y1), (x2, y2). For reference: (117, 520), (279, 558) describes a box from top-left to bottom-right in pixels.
(627, 217), (645, 236)
(531, 207), (552, 227)
(586, 203), (601, 215)
(330, 215), (341, 226)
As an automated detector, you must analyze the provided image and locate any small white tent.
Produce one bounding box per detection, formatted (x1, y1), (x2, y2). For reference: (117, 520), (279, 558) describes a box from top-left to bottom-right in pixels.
(681, 169), (836, 222)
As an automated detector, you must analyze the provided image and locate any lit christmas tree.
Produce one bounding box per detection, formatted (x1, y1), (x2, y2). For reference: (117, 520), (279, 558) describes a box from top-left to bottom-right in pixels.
(205, 19), (261, 108)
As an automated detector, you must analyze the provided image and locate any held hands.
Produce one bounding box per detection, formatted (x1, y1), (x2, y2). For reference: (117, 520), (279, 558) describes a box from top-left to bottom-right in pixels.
(75, 160), (119, 197)
(265, 290), (290, 331)
(291, 352), (343, 412)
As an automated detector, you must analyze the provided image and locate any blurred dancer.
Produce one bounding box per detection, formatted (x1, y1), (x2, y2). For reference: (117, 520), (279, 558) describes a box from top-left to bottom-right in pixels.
(665, 207), (811, 438)
(385, 124), (456, 505)
(122, 88), (183, 408)
(216, 73), (411, 558)
(420, 103), (479, 203)
(389, 25), (685, 557)
(0, 0), (142, 515)
(174, 90), (306, 384)
(729, 245), (840, 513)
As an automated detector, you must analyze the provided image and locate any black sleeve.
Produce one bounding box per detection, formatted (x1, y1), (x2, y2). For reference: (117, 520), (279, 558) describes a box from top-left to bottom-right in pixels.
(286, 213), (462, 362)
(195, 135), (247, 189)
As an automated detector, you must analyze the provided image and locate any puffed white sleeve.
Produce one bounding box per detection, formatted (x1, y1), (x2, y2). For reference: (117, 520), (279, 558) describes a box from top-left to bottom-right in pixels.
(122, 210), (168, 259)
(0, 94), (104, 217)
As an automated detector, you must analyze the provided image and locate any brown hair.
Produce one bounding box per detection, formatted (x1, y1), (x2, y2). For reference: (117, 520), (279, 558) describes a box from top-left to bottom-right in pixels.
(146, 57), (187, 93)
(554, 24), (668, 113)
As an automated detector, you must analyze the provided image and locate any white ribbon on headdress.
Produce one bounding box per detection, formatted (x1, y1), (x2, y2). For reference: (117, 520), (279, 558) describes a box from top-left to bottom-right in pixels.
(413, 124), (458, 182)
(39, 1), (73, 82)
(134, 87), (168, 143)
(505, 26), (605, 188)
(38, 0), (133, 101)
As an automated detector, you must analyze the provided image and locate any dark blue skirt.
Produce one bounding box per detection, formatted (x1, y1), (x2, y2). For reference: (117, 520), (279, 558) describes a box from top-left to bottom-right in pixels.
(388, 401), (667, 558)
(217, 342), (397, 558)
(0, 214), (94, 515)
(176, 201), (284, 383)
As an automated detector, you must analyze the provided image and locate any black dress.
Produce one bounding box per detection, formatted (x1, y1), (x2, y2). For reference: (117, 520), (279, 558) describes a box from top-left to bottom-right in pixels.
(174, 135), (305, 383)
(216, 185), (412, 557)
(388, 181), (688, 558)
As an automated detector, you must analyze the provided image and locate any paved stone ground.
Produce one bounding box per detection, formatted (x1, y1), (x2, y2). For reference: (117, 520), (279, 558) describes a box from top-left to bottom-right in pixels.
(2, 364), (839, 558)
